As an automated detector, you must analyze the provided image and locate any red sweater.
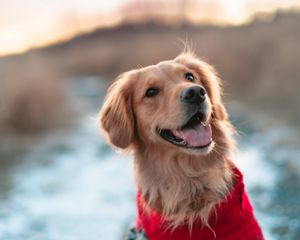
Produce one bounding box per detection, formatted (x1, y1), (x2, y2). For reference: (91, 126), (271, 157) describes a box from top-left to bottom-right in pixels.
(136, 167), (264, 240)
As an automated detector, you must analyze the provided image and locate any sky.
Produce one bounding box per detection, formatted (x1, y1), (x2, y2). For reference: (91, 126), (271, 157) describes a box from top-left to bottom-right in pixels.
(0, 0), (300, 56)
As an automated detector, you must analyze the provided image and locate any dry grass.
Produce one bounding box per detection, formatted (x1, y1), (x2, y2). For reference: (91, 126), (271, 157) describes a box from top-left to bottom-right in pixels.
(0, 56), (67, 133)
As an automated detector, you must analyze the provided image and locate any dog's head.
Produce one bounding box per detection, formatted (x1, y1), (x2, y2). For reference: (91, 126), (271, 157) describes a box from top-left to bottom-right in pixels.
(100, 53), (231, 156)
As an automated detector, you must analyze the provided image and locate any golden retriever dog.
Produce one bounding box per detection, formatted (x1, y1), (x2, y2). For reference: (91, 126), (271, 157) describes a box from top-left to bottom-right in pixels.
(99, 53), (264, 240)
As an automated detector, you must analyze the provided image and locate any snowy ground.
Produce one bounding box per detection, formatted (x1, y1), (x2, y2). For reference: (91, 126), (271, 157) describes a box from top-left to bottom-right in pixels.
(0, 115), (137, 240)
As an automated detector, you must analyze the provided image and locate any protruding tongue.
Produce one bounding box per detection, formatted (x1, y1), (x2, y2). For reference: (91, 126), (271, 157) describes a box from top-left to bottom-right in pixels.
(172, 123), (212, 147)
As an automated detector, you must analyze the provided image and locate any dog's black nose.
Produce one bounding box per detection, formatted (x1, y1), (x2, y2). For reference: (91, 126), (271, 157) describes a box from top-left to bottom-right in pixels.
(180, 86), (206, 104)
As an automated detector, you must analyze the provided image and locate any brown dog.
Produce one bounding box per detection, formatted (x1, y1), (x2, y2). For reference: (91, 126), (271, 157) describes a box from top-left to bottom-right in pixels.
(99, 53), (264, 240)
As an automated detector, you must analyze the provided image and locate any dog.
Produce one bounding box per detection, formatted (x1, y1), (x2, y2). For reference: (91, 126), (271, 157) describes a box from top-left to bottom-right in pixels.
(99, 53), (264, 240)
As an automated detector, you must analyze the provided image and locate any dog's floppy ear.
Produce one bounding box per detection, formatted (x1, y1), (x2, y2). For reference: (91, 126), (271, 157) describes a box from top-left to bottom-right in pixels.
(99, 73), (135, 149)
(198, 62), (228, 121)
(175, 53), (228, 121)
(212, 100), (228, 121)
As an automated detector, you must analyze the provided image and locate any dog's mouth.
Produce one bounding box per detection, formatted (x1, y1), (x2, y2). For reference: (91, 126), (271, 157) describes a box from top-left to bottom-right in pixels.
(158, 112), (212, 149)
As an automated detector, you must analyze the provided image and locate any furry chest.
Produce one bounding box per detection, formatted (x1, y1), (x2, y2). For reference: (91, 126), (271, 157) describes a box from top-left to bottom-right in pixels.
(135, 167), (264, 240)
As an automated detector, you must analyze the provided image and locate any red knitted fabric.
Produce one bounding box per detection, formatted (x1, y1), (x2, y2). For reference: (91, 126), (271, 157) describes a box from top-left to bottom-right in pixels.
(136, 167), (264, 240)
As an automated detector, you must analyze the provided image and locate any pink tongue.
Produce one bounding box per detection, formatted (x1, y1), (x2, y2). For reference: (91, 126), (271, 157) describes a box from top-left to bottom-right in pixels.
(172, 123), (212, 147)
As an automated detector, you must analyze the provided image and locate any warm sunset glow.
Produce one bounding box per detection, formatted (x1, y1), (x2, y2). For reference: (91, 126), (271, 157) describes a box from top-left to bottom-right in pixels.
(0, 0), (300, 56)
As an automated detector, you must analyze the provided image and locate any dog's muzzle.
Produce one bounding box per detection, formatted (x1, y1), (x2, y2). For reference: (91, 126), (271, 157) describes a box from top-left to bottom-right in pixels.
(180, 86), (206, 105)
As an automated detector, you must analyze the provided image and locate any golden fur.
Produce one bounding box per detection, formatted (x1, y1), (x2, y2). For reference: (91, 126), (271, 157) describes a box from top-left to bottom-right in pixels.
(99, 53), (236, 229)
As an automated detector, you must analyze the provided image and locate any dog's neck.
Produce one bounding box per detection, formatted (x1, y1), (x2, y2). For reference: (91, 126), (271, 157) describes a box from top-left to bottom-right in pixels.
(133, 121), (235, 228)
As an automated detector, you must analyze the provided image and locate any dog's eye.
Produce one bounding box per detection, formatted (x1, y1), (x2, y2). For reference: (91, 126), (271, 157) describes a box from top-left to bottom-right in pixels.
(145, 88), (159, 98)
(185, 73), (195, 82)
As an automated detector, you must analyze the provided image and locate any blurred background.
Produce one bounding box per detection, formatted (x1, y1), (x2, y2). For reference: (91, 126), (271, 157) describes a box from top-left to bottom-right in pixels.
(0, 0), (300, 239)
